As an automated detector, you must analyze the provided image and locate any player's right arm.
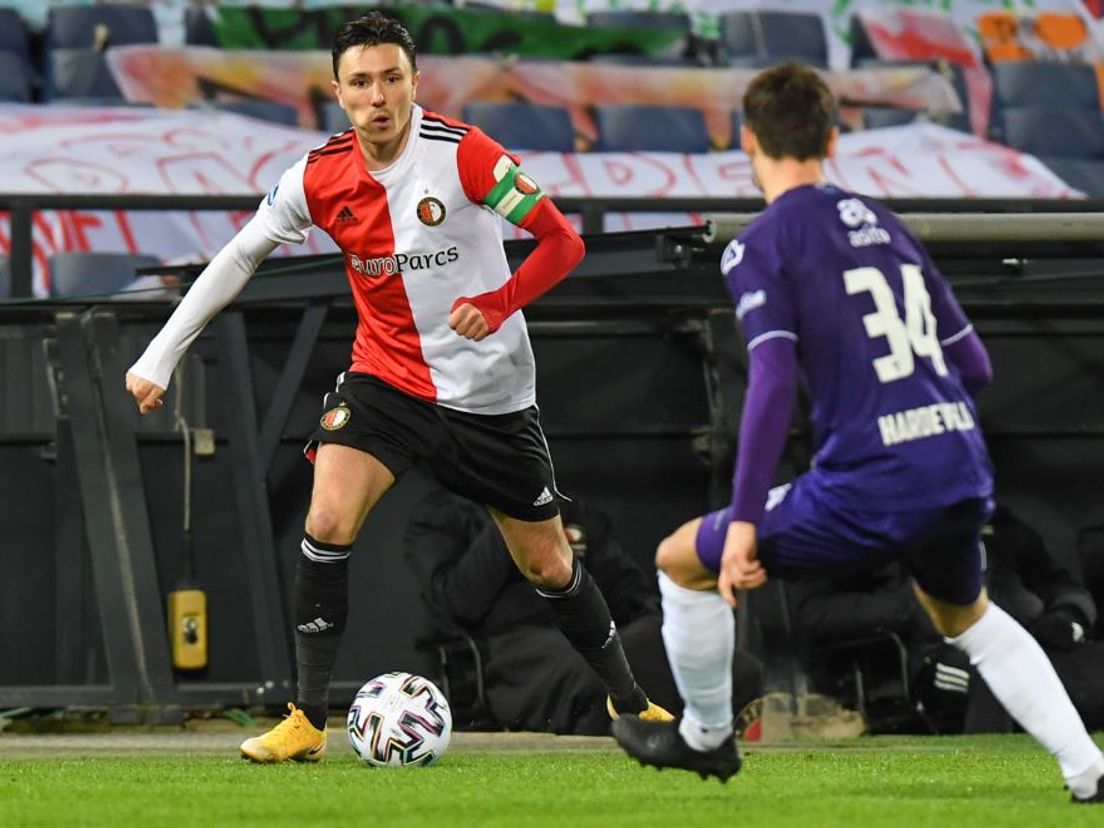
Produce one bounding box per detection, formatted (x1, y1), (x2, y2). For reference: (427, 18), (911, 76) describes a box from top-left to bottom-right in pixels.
(717, 233), (800, 605)
(125, 159), (312, 414)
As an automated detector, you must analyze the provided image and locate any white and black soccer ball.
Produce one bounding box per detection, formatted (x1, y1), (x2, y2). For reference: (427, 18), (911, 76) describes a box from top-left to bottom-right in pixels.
(347, 672), (452, 767)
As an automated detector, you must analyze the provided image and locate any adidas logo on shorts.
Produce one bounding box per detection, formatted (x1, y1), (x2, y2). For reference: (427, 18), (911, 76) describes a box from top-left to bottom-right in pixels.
(532, 487), (554, 507)
(297, 617), (334, 634)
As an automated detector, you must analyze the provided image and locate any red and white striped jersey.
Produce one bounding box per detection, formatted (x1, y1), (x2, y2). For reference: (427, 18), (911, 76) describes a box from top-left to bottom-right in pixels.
(257, 105), (548, 415)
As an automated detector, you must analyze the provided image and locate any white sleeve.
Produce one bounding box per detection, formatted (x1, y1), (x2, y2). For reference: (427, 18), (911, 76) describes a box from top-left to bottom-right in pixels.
(127, 216), (280, 389)
(255, 156), (312, 245)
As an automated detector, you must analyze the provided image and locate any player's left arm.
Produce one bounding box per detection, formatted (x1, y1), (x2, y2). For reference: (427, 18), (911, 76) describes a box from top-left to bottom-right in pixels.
(451, 131), (585, 338)
(922, 251), (993, 395)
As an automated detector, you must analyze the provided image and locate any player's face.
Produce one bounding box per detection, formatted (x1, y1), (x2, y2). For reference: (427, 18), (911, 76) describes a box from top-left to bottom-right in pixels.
(332, 44), (419, 145)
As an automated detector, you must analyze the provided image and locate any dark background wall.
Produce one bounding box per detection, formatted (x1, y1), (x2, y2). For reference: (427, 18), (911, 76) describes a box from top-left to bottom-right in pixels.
(0, 301), (1102, 704)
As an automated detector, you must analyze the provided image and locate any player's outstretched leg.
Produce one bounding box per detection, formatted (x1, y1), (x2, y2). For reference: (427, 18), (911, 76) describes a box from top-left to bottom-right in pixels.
(612, 715), (742, 782)
(925, 593), (1104, 804)
(240, 703), (327, 763)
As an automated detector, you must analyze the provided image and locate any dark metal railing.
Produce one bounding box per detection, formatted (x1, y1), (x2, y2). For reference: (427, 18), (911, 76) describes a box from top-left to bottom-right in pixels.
(4, 192), (1104, 298)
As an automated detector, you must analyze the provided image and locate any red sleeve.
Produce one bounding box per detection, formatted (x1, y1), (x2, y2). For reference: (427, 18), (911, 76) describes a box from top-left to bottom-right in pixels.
(457, 128), (519, 205)
(452, 127), (584, 332)
(451, 199), (585, 332)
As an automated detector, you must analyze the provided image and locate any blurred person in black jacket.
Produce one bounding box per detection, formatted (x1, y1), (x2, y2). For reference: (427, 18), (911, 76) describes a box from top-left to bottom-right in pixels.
(972, 504), (1102, 731)
(788, 504), (1104, 733)
(788, 561), (972, 734)
(404, 487), (763, 735)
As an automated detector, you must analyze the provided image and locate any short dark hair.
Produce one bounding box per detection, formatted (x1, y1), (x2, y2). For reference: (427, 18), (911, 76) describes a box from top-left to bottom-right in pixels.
(332, 12), (417, 79)
(742, 63), (835, 161)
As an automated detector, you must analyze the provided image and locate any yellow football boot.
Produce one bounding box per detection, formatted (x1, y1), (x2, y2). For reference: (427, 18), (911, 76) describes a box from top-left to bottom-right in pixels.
(607, 696), (675, 723)
(240, 703), (327, 763)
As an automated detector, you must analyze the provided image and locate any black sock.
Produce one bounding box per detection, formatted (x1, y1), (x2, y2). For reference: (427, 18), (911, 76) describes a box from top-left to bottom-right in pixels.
(536, 558), (647, 714)
(294, 533), (351, 731)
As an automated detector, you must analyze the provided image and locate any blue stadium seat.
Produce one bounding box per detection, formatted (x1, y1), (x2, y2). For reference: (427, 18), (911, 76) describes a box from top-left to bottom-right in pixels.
(184, 6), (219, 47)
(1038, 157), (1104, 196)
(862, 108), (970, 132)
(190, 100), (301, 127)
(729, 109), (742, 149)
(587, 53), (699, 68)
(863, 107), (919, 129)
(586, 10), (692, 33)
(48, 253), (161, 299)
(0, 8), (32, 61)
(462, 102), (576, 152)
(1001, 106), (1104, 158)
(46, 49), (126, 100)
(52, 97), (153, 108)
(320, 101), (350, 134)
(0, 52), (33, 102)
(991, 61), (1100, 110)
(44, 5), (158, 101)
(46, 6), (158, 49)
(719, 11), (828, 69)
(594, 104), (710, 153)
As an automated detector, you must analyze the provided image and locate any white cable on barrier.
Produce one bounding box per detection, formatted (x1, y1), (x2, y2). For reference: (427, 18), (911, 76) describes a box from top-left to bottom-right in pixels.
(703, 212), (1104, 245)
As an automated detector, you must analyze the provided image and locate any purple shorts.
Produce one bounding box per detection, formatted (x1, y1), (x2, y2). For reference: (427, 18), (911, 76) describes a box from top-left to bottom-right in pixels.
(696, 474), (993, 606)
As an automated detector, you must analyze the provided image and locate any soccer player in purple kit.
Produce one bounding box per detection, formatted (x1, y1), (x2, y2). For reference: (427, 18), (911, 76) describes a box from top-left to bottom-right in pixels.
(611, 63), (1104, 803)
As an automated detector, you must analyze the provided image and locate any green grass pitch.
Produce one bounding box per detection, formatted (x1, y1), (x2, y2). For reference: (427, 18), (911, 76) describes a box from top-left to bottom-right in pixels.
(1, 734), (1100, 827)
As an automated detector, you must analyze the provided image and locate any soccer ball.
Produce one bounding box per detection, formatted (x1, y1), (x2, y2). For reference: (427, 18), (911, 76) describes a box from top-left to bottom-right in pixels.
(346, 671), (452, 767)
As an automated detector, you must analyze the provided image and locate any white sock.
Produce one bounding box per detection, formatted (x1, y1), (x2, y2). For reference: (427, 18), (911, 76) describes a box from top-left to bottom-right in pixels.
(948, 602), (1104, 793)
(658, 571), (734, 751)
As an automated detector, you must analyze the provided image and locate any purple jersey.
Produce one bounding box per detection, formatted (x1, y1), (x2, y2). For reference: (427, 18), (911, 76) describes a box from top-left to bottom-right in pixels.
(722, 183), (993, 510)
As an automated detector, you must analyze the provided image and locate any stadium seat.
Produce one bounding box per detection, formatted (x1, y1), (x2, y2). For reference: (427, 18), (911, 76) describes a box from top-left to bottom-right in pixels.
(44, 5), (158, 101)
(0, 8), (32, 61)
(0, 255), (10, 299)
(45, 6), (158, 49)
(320, 101), (350, 134)
(990, 61), (1100, 110)
(51, 97), (153, 108)
(977, 12), (1035, 63)
(0, 52), (33, 102)
(183, 6), (219, 47)
(719, 11), (828, 69)
(729, 110), (742, 149)
(587, 53), (700, 68)
(189, 100), (301, 127)
(586, 10), (692, 33)
(1039, 157), (1104, 196)
(462, 102), (576, 152)
(861, 107), (970, 133)
(48, 253), (161, 298)
(595, 104), (711, 152)
(863, 107), (919, 129)
(46, 49), (126, 100)
(1001, 107), (1104, 159)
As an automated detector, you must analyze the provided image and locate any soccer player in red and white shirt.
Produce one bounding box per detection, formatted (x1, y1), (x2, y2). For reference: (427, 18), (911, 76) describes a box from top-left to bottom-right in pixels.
(125, 13), (670, 762)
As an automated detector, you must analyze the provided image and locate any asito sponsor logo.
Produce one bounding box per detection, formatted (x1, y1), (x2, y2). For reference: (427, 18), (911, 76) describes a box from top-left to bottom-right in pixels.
(348, 246), (460, 278)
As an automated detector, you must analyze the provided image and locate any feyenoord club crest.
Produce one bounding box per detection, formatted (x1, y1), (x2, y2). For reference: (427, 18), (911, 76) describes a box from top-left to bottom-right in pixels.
(320, 404), (351, 431)
(416, 197), (446, 227)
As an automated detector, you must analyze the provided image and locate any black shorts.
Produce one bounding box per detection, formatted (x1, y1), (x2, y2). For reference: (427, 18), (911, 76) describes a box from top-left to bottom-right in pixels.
(307, 372), (562, 521)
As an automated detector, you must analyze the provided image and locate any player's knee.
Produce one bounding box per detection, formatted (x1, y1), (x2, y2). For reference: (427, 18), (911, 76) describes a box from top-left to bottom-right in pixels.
(517, 554), (573, 589)
(304, 506), (355, 546)
(919, 588), (989, 638)
(655, 534), (689, 581)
